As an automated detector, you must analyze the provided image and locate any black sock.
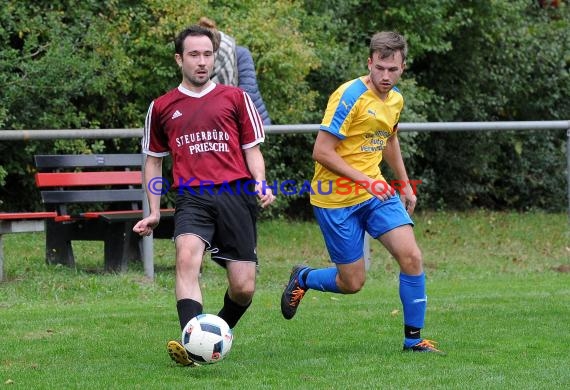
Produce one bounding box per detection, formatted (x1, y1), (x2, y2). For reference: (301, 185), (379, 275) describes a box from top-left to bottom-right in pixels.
(217, 290), (251, 329)
(177, 299), (203, 331)
(404, 325), (421, 340)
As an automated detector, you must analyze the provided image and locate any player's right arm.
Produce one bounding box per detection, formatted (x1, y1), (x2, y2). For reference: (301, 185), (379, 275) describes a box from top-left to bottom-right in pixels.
(313, 131), (392, 201)
(135, 99), (170, 236)
(133, 155), (163, 236)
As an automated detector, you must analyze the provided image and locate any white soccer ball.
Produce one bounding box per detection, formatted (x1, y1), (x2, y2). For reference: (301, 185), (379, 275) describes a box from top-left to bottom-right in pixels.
(181, 314), (233, 364)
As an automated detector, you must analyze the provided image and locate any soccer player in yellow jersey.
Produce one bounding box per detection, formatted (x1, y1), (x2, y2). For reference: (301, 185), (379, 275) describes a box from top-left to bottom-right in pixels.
(280, 31), (443, 353)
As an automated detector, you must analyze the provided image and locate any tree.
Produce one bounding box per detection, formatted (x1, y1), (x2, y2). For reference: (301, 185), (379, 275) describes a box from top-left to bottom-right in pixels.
(410, 0), (569, 210)
(1, 0), (568, 213)
(0, 0), (331, 213)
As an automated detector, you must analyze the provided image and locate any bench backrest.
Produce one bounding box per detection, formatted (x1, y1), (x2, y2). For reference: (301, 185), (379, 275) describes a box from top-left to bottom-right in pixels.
(34, 154), (144, 214)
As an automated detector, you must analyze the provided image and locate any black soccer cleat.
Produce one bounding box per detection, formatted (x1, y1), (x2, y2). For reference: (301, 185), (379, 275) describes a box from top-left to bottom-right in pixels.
(403, 339), (445, 354)
(280, 265), (309, 320)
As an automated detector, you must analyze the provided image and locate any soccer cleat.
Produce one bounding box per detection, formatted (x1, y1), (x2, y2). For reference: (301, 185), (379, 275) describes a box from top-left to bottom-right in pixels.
(281, 265), (309, 320)
(167, 340), (197, 367)
(403, 339), (445, 354)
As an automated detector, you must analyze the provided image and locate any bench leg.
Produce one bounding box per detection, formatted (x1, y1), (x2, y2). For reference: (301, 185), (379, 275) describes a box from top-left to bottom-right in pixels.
(104, 223), (138, 273)
(125, 227), (142, 263)
(45, 220), (75, 267)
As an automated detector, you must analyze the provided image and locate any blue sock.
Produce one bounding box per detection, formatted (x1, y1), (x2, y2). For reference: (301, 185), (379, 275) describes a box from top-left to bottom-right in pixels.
(302, 267), (341, 293)
(399, 272), (427, 347)
(404, 338), (421, 348)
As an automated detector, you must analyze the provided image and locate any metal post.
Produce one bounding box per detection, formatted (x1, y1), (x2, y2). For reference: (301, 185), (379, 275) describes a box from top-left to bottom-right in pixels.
(0, 234), (4, 281)
(364, 233), (371, 270)
(141, 155), (154, 279)
(566, 129), (570, 224)
(142, 199), (154, 279)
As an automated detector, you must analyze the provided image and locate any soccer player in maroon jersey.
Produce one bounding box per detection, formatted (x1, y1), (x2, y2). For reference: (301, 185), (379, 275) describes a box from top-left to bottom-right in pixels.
(133, 25), (275, 366)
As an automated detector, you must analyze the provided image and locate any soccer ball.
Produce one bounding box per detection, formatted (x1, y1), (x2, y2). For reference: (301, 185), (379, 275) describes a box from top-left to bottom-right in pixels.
(181, 314), (233, 364)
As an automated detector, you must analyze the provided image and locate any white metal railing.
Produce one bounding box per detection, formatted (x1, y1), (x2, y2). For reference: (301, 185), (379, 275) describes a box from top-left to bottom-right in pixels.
(1, 120), (569, 138)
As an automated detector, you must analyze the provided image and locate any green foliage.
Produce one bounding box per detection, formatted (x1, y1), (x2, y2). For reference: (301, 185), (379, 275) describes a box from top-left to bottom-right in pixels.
(214, 0), (322, 124)
(494, 130), (567, 211)
(0, 0), (569, 213)
(0, 165), (6, 187)
(302, 0), (461, 119)
(413, 0), (570, 121)
(1, 1), (134, 130)
(0, 0), (324, 213)
(261, 133), (317, 219)
(409, 0), (570, 210)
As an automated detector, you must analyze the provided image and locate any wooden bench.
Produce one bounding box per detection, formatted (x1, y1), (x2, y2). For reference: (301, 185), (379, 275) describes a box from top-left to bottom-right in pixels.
(33, 154), (174, 273)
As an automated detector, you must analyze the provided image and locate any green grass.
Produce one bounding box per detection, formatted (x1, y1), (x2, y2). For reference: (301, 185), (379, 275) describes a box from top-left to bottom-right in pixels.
(1, 210), (569, 389)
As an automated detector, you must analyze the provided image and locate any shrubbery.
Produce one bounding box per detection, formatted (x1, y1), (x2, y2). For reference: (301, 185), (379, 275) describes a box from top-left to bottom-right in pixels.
(1, 1), (568, 215)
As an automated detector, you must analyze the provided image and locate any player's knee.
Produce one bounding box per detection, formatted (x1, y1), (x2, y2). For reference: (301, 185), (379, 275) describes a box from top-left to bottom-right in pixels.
(231, 291), (254, 306)
(410, 247), (422, 264)
(176, 255), (201, 273)
(176, 244), (202, 266)
(229, 283), (255, 303)
(398, 248), (423, 274)
(340, 276), (366, 294)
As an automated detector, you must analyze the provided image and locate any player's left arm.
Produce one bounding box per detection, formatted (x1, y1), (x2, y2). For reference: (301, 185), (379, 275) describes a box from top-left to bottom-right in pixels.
(383, 131), (417, 214)
(244, 145), (275, 208)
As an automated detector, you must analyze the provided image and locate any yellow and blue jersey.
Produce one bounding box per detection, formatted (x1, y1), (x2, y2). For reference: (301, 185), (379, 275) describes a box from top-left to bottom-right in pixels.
(310, 76), (404, 208)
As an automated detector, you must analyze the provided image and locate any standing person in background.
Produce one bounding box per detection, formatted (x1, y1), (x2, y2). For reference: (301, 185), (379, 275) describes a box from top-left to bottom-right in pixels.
(199, 16), (271, 125)
(199, 16), (238, 86)
(279, 31), (444, 353)
(236, 45), (271, 125)
(133, 25), (275, 366)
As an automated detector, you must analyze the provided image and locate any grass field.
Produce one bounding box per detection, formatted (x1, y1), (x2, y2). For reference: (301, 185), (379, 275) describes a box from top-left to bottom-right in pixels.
(1, 210), (569, 389)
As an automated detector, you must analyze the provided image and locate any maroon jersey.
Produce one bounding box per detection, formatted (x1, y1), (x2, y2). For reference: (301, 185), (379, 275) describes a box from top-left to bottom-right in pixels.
(143, 83), (265, 186)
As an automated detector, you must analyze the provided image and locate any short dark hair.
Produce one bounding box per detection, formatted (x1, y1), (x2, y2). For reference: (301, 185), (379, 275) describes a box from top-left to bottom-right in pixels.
(174, 25), (216, 55)
(369, 31), (407, 63)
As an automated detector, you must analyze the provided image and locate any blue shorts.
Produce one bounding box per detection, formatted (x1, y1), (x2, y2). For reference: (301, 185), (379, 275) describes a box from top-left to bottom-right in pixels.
(313, 195), (413, 264)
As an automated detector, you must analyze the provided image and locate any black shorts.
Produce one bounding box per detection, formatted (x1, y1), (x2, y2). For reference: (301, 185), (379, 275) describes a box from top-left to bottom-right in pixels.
(173, 181), (259, 266)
